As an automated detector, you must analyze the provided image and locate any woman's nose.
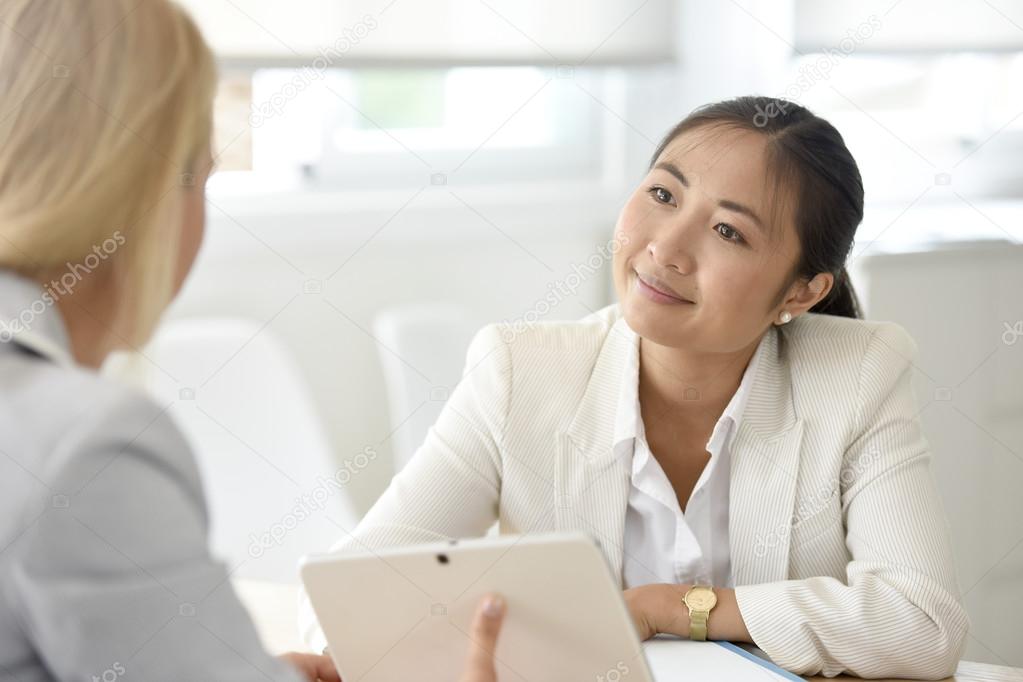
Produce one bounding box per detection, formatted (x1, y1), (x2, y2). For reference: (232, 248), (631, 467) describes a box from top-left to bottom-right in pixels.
(647, 237), (694, 274)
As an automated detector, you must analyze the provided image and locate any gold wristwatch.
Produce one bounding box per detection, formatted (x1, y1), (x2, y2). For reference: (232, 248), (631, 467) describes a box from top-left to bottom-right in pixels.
(683, 585), (718, 641)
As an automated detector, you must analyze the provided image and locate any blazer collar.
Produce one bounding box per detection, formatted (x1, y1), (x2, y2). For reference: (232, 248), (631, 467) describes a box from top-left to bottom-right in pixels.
(0, 270), (75, 368)
(557, 306), (806, 586)
(564, 315), (636, 469)
(564, 311), (797, 466)
(728, 319), (806, 585)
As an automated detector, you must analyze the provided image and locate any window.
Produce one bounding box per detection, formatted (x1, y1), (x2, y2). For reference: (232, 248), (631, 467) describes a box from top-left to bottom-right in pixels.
(212, 66), (611, 191)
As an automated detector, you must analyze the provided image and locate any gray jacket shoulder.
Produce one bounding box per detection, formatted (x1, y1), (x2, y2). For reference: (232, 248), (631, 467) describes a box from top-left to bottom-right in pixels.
(0, 346), (302, 681)
(0, 349), (201, 519)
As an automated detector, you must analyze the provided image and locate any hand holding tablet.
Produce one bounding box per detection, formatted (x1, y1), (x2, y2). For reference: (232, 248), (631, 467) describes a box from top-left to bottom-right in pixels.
(458, 594), (506, 682)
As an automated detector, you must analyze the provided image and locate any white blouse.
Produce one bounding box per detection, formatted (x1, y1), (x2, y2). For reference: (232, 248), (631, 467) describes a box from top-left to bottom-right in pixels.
(617, 324), (768, 590)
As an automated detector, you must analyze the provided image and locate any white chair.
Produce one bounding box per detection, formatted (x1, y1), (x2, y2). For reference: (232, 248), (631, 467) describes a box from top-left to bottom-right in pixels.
(130, 318), (360, 583)
(372, 304), (476, 473)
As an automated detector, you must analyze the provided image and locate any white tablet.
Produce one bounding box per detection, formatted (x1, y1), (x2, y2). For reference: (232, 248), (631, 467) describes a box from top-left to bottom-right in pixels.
(300, 531), (654, 682)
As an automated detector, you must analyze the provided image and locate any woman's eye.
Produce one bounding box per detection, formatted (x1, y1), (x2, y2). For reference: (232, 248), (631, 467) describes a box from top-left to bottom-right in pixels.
(647, 186), (674, 205)
(715, 223), (745, 244)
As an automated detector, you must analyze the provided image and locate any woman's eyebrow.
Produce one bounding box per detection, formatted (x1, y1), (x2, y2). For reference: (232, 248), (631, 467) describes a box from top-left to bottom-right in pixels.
(718, 198), (765, 233)
(654, 161), (765, 232)
(654, 161), (690, 187)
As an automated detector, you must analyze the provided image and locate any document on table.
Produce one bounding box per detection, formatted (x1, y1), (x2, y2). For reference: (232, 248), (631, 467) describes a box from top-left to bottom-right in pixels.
(644, 636), (803, 681)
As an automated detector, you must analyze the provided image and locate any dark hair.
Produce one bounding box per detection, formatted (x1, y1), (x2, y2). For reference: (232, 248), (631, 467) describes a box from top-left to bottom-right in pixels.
(649, 96), (863, 319)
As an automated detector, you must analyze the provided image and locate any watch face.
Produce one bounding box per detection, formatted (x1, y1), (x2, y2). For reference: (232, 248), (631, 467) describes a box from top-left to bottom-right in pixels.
(686, 588), (718, 610)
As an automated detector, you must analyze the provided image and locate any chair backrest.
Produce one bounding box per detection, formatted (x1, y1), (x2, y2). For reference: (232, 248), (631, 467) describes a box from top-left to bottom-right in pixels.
(372, 304), (476, 472)
(136, 317), (360, 582)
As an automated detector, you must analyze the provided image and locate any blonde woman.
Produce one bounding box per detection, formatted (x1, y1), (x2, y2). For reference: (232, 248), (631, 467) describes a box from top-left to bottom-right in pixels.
(301, 97), (969, 679)
(0, 2), (505, 681)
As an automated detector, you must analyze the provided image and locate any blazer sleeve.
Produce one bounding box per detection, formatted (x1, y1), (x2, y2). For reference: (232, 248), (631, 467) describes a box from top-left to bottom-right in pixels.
(298, 323), (511, 650)
(7, 389), (304, 682)
(734, 322), (970, 679)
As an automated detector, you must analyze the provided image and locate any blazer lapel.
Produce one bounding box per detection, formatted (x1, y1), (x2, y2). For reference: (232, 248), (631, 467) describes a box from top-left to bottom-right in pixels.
(728, 324), (806, 586)
(555, 316), (634, 584)
(554, 314), (807, 589)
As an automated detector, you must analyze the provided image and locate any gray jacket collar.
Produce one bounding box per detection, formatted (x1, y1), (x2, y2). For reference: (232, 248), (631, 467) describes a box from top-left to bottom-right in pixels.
(0, 270), (75, 367)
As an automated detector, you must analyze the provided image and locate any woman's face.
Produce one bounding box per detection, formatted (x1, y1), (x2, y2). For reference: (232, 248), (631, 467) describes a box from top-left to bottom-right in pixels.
(613, 125), (818, 355)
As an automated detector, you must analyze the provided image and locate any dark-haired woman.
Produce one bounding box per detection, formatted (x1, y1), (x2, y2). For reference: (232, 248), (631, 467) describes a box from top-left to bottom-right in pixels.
(301, 97), (968, 679)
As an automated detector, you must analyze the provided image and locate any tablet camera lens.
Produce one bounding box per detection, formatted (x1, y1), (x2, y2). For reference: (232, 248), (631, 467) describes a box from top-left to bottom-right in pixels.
(437, 553), (449, 564)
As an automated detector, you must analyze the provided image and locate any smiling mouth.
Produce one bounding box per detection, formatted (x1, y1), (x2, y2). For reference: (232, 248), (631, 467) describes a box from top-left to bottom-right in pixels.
(634, 270), (694, 304)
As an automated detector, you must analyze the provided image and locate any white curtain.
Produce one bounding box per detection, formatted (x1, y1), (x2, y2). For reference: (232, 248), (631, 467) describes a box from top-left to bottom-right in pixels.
(177, 0), (676, 66)
(794, 0), (1023, 53)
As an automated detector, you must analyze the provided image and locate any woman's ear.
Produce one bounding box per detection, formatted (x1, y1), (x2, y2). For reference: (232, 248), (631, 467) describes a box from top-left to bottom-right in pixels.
(782, 272), (834, 318)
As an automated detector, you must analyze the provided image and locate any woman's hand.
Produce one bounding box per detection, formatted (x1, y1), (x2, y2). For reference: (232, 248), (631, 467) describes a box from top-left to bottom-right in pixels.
(459, 593), (506, 682)
(624, 584), (665, 641)
(278, 651), (342, 681)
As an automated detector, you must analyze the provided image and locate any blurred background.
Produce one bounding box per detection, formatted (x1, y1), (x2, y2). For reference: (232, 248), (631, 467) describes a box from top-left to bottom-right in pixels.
(124, 0), (1022, 665)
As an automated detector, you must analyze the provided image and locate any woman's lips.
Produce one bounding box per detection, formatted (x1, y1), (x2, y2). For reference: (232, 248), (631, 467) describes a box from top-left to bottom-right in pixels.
(635, 270), (694, 305)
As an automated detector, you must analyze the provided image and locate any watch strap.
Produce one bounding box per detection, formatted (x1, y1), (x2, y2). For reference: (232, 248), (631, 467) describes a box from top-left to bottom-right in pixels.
(689, 609), (709, 641)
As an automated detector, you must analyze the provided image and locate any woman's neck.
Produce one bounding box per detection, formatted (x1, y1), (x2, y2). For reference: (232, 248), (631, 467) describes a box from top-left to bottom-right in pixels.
(637, 334), (761, 423)
(45, 272), (123, 369)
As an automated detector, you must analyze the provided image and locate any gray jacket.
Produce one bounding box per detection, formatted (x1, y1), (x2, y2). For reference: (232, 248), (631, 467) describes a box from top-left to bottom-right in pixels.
(0, 272), (302, 682)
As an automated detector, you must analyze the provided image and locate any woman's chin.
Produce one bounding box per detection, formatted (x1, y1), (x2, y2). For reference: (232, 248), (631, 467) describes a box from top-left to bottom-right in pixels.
(620, 297), (696, 344)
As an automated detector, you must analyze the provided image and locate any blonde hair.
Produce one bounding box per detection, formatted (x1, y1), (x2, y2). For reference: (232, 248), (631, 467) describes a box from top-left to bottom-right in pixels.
(0, 0), (217, 344)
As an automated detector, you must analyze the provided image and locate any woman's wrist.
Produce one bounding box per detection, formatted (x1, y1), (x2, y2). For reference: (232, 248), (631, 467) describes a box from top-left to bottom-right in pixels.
(649, 583), (691, 638)
(644, 583), (753, 643)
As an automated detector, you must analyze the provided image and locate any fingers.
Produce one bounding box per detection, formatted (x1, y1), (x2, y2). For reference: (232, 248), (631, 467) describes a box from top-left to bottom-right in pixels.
(311, 652), (342, 682)
(459, 593), (506, 682)
(278, 652), (341, 682)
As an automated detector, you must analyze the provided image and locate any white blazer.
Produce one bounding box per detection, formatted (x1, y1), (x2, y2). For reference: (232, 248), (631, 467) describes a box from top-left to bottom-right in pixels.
(301, 304), (968, 679)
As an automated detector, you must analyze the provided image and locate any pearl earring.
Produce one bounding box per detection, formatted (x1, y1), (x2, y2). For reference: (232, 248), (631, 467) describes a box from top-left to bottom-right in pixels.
(779, 311), (792, 324)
